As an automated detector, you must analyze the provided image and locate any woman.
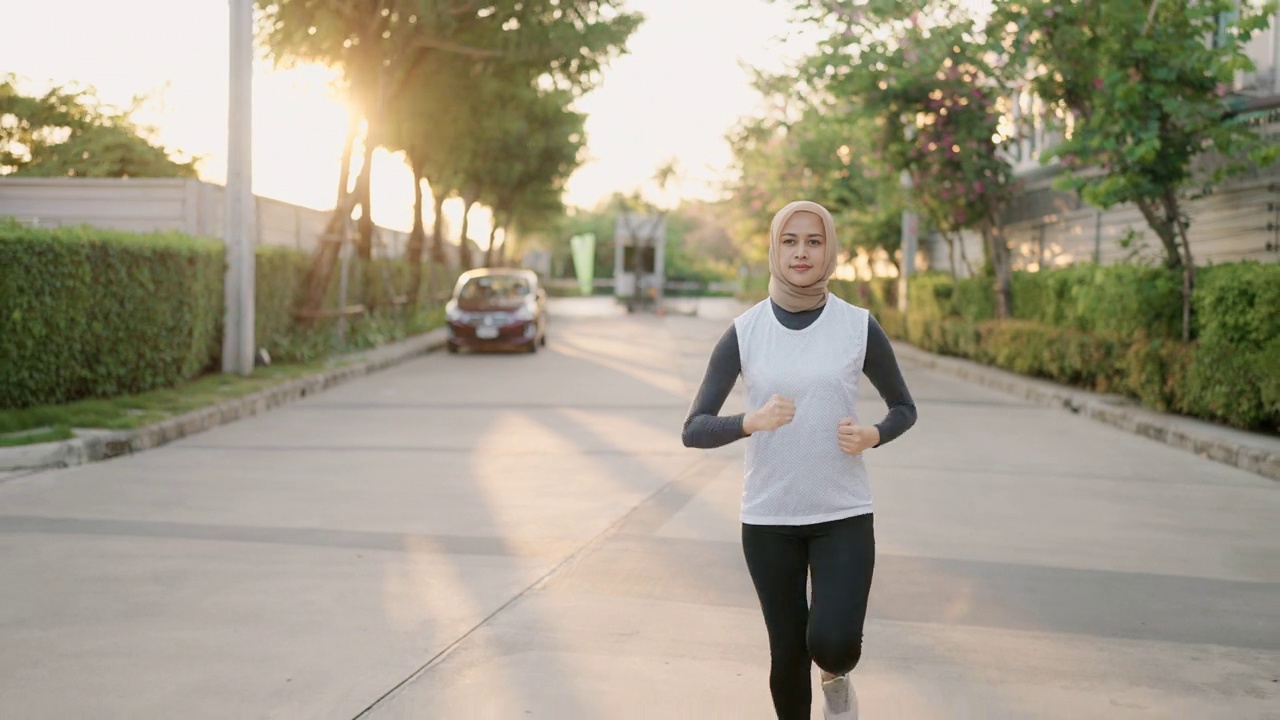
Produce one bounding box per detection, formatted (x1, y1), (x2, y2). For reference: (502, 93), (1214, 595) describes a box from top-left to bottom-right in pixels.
(682, 200), (918, 720)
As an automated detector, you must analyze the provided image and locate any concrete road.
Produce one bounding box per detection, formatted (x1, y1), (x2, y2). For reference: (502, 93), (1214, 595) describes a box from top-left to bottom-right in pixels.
(0, 298), (1276, 719)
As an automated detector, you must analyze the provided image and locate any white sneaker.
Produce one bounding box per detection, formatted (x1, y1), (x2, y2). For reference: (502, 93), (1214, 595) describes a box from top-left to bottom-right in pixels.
(821, 673), (858, 719)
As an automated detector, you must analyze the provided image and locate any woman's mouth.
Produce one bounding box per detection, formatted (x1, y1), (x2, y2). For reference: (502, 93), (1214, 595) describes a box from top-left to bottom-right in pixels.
(791, 264), (812, 272)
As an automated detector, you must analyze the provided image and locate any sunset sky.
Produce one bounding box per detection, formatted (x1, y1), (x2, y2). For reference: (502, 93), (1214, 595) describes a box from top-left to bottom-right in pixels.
(1, 1), (816, 236)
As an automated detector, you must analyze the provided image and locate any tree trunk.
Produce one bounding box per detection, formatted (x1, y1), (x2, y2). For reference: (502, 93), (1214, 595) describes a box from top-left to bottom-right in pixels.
(484, 222), (499, 267)
(1136, 193), (1193, 340)
(336, 109), (358, 209)
(983, 219), (1013, 319)
(298, 108), (364, 319)
(458, 194), (476, 271)
(943, 230), (959, 279)
(406, 163), (427, 306)
(496, 221), (510, 266)
(1134, 197), (1183, 269)
(346, 117), (379, 310)
(494, 211), (511, 266)
(300, 190), (360, 318)
(1164, 189), (1196, 342)
(430, 189), (448, 267)
(952, 228), (977, 278)
(354, 135), (376, 262)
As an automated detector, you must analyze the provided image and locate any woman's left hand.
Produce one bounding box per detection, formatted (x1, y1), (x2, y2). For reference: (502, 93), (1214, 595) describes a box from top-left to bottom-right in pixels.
(836, 418), (879, 455)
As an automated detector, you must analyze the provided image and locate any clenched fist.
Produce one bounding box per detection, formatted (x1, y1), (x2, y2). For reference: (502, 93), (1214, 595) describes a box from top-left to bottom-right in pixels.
(837, 418), (879, 455)
(744, 394), (795, 434)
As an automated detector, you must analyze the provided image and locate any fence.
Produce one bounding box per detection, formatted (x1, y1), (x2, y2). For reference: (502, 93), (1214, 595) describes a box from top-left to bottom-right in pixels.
(924, 175), (1280, 276)
(0, 177), (413, 257)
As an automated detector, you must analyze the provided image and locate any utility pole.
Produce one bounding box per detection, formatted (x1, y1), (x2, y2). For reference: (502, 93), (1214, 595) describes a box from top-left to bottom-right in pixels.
(223, 0), (255, 375)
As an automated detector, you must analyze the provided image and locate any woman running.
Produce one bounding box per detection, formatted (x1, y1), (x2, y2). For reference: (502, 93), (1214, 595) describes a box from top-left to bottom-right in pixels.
(682, 200), (918, 719)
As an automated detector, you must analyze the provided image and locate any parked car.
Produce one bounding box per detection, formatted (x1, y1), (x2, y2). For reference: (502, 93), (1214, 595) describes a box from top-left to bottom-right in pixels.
(445, 268), (548, 353)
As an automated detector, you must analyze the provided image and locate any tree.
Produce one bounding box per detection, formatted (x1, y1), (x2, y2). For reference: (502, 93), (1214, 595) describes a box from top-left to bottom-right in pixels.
(995, 0), (1280, 339)
(725, 83), (906, 271)
(0, 77), (197, 178)
(479, 86), (586, 268)
(256, 0), (641, 313)
(384, 51), (584, 299)
(790, 0), (1020, 315)
(498, 180), (566, 266)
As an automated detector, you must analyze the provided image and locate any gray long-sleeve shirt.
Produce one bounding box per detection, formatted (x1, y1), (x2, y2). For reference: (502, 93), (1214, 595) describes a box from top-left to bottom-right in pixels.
(682, 299), (917, 449)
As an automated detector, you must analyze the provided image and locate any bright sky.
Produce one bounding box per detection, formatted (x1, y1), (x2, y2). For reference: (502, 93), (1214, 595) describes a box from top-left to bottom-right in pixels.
(0, 1), (813, 235)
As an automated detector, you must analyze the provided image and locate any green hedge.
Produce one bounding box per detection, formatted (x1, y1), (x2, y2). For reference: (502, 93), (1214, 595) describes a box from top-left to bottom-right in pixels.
(1183, 262), (1280, 428)
(835, 261), (1279, 432)
(1013, 264), (1182, 338)
(255, 246), (312, 360)
(1, 221), (223, 408)
(2, 222), (452, 410)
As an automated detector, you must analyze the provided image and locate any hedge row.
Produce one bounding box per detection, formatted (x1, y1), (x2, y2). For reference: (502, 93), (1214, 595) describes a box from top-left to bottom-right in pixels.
(1, 221), (450, 409)
(900, 262), (1273, 343)
(828, 262), (1279, 432)
(0, 221), (223, 408)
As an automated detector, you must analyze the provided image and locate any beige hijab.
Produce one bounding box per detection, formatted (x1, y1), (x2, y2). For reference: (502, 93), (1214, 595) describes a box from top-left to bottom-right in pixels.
(767, 200), (839, 312)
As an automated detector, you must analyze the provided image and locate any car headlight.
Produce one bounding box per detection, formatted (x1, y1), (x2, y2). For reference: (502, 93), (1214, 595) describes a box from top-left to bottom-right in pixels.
(513, 304), (535, 322)
(446, 303), (462, 322)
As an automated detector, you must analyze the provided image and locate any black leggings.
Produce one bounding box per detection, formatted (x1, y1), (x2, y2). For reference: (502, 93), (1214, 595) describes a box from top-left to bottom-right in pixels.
(741, 513), (875, 720)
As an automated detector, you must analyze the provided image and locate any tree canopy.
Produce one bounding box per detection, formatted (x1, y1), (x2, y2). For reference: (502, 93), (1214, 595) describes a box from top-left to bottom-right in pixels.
(0, 77), (197, 178)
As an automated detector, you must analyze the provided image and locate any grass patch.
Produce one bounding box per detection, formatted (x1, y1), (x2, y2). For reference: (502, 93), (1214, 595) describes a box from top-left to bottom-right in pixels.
(0, 360), (337, 446)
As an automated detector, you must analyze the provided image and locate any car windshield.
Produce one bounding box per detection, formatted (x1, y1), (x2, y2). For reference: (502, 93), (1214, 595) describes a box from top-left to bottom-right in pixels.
(459, 275), (530, 302)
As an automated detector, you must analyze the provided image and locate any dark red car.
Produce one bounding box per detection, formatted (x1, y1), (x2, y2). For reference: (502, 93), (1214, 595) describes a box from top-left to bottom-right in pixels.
(445, 268), (548, 353)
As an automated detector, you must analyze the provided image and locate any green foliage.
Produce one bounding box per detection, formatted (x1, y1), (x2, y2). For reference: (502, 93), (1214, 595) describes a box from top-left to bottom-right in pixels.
(0, 220), (222, 408)
(994, 0), (1280, 268)
(554, 205), (616, 281)
(258, 0), (642, 272)
(1181, 262), (1280, 430)
(0, 76), (198, 178)
(978, 320), (1130, 393)
(848, 262), (1278, 431)
(757, 0), (1021, 314)
(724, 83), (906, 264)
(255, 247), (313, 358)
(433, 76), (587, 265)
(547, 194), (738, 288)
(950, 278), (996, 322)
(1010, 264), (1182, 338)
(816, 2), (1017, 237)
(1124, 336), (1195, 413)
(662, 205), (737, 284)
(1193, 261), (1280, 348)
(1, 221), (452, 409)
(1182, 338), (1278, 432)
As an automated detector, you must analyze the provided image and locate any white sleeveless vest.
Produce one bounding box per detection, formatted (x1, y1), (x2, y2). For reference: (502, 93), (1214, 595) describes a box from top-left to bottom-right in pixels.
(734, 296), (873, 525)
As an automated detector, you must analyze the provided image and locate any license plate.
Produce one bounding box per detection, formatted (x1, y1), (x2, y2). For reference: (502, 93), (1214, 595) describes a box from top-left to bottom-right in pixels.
(476, 326), (499, 339)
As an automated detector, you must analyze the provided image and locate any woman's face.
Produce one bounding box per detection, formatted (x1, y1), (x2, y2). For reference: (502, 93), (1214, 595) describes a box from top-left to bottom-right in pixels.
(777, 211), (827, 287)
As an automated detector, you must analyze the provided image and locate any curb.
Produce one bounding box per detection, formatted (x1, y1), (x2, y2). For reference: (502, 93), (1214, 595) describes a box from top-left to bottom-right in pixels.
(0, 328), (449, 473)
(893, 342), (1280, 481)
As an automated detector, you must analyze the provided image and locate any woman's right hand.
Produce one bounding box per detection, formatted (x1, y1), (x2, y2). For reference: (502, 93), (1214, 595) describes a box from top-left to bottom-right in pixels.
(744, 394), (795, 435)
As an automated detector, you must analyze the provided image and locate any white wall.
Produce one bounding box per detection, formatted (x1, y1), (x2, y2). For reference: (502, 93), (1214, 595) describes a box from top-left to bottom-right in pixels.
(0, 177), (411, 256)
(924, 176), (1280, 276)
